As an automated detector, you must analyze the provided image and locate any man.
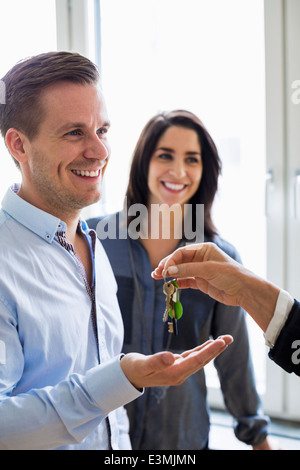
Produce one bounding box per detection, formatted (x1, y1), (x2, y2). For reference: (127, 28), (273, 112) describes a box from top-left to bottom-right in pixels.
(0, 52), (232, 450)
(152, 242), (300, 377)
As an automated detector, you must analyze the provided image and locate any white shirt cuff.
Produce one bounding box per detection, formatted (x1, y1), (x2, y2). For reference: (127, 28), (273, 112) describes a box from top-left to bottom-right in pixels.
(85, 355), (143, 413)
(264, 290), (294, 348)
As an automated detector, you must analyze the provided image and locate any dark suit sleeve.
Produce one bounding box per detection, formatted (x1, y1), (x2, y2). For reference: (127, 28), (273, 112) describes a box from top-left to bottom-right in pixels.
(268, 300), (300, 376)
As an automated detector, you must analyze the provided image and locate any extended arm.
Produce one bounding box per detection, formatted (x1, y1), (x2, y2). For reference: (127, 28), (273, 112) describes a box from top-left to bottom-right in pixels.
(120, 337), (233, 389)
(0, 296), (232, 450)
(152, 242), (280, 333)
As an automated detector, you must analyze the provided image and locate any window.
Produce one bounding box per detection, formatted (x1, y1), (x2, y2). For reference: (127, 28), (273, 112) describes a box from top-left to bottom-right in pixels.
(98, 0), (267, 400)
(9, 0), (297, 421)
(0, 0), (57, 201)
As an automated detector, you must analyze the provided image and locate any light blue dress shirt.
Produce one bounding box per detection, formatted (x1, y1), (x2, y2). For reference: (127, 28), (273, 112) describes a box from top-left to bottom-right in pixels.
(0, 185), (142, 450)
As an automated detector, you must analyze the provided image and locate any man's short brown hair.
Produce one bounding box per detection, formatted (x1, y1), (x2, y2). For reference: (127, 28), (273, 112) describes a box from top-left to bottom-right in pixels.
(0, 51), (100, 166)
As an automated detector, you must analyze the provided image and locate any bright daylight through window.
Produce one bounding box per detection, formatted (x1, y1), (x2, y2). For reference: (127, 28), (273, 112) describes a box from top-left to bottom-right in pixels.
(98, 0), (267, 396)
(0, 0), (267, 404)
(0, 0), (57, 202)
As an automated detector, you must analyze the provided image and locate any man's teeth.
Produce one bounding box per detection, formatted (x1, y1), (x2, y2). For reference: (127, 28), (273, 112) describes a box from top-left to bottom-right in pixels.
(72, 169), (100, 177)
(163, 182), (186, 191)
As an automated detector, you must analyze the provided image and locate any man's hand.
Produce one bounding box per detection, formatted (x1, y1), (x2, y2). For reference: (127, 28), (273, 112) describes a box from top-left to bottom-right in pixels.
(120, 336), (233, 389)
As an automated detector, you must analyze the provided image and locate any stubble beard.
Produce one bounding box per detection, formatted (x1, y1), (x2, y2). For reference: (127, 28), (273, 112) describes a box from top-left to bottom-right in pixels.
(30, 159), (102, 219)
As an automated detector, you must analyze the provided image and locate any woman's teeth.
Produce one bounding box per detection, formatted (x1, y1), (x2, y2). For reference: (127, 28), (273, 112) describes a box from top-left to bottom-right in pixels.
(72, 169), (100, 177)
(163, 181), (186, 191)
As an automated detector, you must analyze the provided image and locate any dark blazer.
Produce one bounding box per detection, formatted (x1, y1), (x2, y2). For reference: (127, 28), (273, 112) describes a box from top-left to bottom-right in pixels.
(269, 300), (300, 376)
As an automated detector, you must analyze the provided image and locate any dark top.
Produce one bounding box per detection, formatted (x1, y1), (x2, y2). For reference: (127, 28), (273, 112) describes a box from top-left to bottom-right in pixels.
(88, 213), (270, 450)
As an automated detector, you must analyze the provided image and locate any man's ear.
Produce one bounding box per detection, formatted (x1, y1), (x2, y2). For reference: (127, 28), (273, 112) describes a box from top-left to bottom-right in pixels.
(5, 128), (29, 164)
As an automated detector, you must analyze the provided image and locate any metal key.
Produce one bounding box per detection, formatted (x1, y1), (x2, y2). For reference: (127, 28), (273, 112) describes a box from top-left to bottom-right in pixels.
(168, 313), (178, 336)
(163, 281), (175, 322)
(168, 284), (178, 335)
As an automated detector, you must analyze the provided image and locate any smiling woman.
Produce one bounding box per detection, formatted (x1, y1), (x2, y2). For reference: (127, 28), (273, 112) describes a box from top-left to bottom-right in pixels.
(147, 126), (203, 208)
(92, 109), (272, 450)
(97, 0), (269, 408)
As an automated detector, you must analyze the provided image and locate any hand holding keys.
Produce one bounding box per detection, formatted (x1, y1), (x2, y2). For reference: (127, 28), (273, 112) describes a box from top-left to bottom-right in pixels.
(163, 279), (183, 335)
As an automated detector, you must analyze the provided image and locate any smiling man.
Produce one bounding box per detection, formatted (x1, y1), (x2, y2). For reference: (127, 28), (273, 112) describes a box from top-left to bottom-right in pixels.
(13, 82), (110, 218)
(0, 52), (232, 450)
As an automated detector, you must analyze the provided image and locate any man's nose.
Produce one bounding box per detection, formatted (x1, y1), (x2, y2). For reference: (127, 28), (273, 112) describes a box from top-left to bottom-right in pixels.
(83, 134), (109, 160)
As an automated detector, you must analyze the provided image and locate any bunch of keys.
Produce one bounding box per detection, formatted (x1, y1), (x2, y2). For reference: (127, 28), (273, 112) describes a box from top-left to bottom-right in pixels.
(163, 279), (183, 336)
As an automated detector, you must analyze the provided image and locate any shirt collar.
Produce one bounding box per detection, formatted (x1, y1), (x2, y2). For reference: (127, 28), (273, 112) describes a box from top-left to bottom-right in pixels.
(1, 184), (66, 244)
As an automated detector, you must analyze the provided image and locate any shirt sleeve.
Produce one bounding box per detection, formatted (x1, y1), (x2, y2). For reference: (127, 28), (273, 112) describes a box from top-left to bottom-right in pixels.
(0, 357), (142, 450)
(264, 290), (294, 348)
(0, 299), (142, 450)
(114, 406), (132, 450)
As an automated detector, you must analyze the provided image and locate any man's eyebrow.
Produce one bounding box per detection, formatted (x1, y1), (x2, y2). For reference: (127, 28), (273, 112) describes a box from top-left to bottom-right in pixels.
(56, 121), (111, 133)
(100, 120), (111, 129)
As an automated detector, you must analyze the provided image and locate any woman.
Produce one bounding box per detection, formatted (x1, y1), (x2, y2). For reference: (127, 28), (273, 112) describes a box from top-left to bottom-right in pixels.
(89, 110), (273, 450)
